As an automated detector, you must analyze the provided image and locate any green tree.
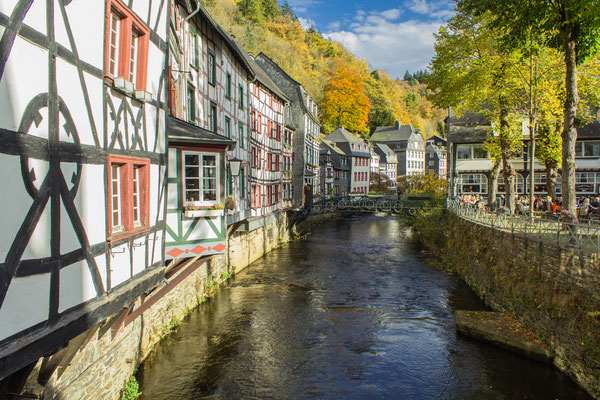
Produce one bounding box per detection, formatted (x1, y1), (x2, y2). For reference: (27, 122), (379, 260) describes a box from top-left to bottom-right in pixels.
(281, 0), (294, 19)
(427, 11), (524, 212)
(459, 0), (600, 212)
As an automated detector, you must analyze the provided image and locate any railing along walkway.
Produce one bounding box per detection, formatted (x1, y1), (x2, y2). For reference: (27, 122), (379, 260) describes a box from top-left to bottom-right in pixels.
(449, 202), (600, 253)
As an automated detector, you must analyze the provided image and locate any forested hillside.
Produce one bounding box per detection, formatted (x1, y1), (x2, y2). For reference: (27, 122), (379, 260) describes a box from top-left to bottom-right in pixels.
(201, 0), (445, 137)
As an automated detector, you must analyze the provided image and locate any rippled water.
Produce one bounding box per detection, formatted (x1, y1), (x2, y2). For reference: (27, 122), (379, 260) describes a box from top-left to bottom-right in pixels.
(138, 215), (590, 400)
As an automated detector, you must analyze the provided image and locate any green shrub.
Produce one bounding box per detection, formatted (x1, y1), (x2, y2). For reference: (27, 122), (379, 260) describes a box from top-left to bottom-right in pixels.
(121, 375), (142, 400)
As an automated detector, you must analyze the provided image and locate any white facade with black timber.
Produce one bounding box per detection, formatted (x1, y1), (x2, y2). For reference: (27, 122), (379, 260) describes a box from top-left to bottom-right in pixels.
(0, 0), (168, 381)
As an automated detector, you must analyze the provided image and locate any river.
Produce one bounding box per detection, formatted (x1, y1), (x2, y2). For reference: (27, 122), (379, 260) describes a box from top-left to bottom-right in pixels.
(137, 214), (590, 399)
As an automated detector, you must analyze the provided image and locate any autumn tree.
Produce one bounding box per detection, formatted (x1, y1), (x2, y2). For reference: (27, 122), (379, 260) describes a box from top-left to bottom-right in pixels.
(320, 59), (371, 134)
(428, 10), (524, 212)
(459, 0), (600, 213)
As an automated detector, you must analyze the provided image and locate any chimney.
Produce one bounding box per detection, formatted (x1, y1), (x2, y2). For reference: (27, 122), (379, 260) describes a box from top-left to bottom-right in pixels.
(395, 121), (401, 129)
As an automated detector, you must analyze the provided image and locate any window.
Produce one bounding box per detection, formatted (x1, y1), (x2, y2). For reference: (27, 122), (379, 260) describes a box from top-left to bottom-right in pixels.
(240, 167), (245, 198)
(266, 153), (272, 171)
(107, 155), (150, 238)
(183, 152), (219, 206)
(186, 84), (195, 122)
(208, 48), (216, 86)
(456, 145), (472, 160)
(253, 184), (261, 207)
(585, 141), (600, 157)
(226, 72), (232, 99)
(105, 0), (150, 90)
(190, 28), (199, 69)
(472, 144), (488, 159)
(225, 116), (231, 138)
(227, 167), (232, 196)
(209, 102), (217, 132)
(267, 185), (272, 205)
(252, 147), (262, 169)
(238, 122), (244, 148)
(458, 174), (488, 194)
(238, 84), (244, 109)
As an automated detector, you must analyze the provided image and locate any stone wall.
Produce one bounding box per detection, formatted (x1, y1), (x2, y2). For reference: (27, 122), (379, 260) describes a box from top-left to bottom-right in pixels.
(24, 211), (329, 399)
(444, 213), (600, 398)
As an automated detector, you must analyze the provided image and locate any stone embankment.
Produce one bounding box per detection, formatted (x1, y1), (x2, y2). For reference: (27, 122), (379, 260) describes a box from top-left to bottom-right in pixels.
(23, 212), (338, 400)
(420, 211), (600, 398)
(454, 310), (553, 362)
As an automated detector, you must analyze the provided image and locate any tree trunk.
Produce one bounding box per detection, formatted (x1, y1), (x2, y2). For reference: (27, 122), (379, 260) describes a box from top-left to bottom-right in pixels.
(546, 164), (558, 200)
(487, 158), (501, 208)
(502, 161), (516, 213)
(561, 27), (579, 213)
(499, 107), (516, 213)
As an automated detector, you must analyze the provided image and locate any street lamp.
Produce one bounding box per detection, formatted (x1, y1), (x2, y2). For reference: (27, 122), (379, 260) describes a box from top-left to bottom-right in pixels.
(229, 158), (242, 176)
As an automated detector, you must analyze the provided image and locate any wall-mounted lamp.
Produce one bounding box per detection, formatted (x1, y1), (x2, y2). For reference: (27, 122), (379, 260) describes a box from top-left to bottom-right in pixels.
(229, 158), (242, 176)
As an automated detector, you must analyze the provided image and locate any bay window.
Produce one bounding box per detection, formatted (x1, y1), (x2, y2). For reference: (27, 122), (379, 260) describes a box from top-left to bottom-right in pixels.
(183, 152), (219, 206)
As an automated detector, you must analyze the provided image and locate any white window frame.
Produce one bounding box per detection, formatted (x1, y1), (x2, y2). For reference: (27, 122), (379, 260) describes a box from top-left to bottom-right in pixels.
(183, 151), (220, 206)
(111, 164), (122, 231)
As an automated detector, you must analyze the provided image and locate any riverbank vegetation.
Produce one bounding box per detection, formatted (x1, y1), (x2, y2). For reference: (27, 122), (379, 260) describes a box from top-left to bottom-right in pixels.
(200, 0), (445, 137)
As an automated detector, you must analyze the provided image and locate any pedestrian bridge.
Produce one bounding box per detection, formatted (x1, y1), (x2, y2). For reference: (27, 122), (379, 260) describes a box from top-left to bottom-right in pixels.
(298, 196), (446, 217)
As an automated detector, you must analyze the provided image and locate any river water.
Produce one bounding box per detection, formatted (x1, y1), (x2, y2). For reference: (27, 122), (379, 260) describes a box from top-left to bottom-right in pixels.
(137, 215), (590, 399)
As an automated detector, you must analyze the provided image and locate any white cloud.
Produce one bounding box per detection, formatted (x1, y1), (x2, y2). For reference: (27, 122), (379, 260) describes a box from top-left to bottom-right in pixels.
(408, 0), (431, 14)
(326, 19), (444, 77)
(298, 17), (316, 30)
(375, 9), (403, 21)
(327, 21), (342, 31)
(408, 0), (455, 19)
(325, 2), (454, 77)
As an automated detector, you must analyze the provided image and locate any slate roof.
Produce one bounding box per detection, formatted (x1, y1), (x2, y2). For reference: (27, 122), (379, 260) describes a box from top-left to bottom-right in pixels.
(373, 143), (398, 164)
(446, 112), (492, 144)
(229, 44), (290, 102)
(577, 120), (600, 139)
(168, 116), (235, 147)
(254, 52), (320, 124)
(184, 1), (254, 79)
(426, 135), (447, 146)
(321, 139), (350, 170)
(371, 122), (422, 142)
(426, 143), (446, 158)
(323, 126), (371, 158)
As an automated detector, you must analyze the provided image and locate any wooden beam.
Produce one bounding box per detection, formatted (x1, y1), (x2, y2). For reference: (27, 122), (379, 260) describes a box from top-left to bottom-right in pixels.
(0, 267), (164, 381)
(37, 323), (100, 385)
(122, 257), (209, 328)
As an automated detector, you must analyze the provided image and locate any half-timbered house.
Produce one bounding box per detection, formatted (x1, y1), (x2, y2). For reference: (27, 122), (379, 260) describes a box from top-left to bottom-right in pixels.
(282, 105), (295, 210)
(0, 0), (168, 389)
(254, 52), (321, 207)
(166, 0), (254, 260)
(323, 126), (371, 195)
(247, 55), (289, 217)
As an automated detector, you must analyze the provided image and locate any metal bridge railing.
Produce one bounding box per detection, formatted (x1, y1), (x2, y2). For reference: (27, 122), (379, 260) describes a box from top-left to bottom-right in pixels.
(448, 202), (600, 253)
(300, 196), (446, 217)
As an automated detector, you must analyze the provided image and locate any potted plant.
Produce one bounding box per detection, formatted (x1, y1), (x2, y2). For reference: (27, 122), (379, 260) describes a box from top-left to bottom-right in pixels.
(224, 195), (236, 211)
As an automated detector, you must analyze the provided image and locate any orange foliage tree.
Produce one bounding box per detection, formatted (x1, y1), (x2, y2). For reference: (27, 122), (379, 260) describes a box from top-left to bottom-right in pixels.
(320, 59), (371, 134)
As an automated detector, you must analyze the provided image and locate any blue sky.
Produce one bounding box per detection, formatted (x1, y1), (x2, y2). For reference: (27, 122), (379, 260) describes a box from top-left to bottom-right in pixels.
(287, 0), (456, 78)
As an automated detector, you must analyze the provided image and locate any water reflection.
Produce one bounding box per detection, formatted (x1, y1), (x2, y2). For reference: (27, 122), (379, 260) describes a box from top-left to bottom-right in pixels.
(138, 215), (590, 400)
